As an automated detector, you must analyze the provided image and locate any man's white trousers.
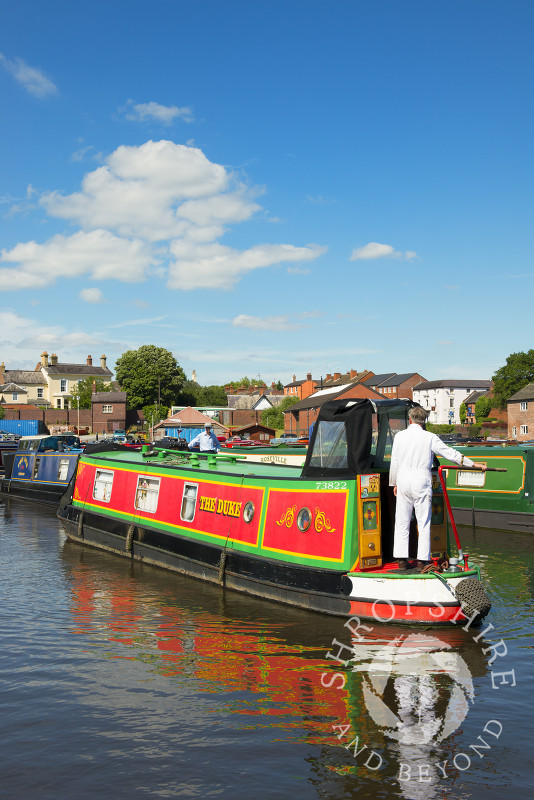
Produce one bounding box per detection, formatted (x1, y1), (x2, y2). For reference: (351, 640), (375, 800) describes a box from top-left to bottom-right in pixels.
(393, 469), (432, 562)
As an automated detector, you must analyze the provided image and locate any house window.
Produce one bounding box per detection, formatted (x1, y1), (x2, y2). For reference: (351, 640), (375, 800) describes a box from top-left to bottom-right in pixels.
(135, 475), (160, 513)
(56, 399), (61, 409)
(102, 405), (113, 413)
(93, 469), (114, 503)
(520, 401), (528, 411)
(450, 398), (454, 408)
(520, 425), (529, 435)
(12, 393), (18, 401)
(512, 426), (517, 437)
(37, 388), (44, 398)
(60, 379), (67, 392)
(180, 483), (198, 522)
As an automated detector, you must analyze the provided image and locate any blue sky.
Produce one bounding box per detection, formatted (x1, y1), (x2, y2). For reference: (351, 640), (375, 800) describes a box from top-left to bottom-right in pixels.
(1, 0), (532, 387)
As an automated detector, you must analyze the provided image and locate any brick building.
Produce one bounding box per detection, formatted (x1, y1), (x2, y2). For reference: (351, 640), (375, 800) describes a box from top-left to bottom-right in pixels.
(284, 382), (382, 436)
(284, 373), (318, 400)
(91, 391), (127, 434)
(507, 384), (534, 441)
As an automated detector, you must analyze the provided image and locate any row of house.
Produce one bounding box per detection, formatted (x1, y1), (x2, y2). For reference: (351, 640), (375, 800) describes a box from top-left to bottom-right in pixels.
(0, 352), (112, 409)
(2, 349), (530, 441)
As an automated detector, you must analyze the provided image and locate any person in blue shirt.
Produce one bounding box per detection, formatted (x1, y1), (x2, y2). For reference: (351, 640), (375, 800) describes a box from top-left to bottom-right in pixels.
(188, 422), (220, 452)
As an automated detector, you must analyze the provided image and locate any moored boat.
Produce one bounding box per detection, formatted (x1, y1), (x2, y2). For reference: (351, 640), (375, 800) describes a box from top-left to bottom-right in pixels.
(1, 433), (82, 505)
(57, 399), (491, 625)
(440, 444), (534, 533)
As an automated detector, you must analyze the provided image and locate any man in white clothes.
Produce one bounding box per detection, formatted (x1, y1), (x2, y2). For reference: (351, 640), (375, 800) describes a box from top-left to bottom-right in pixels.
(188, 422), (220, 453)
(389, 406), (487, 571)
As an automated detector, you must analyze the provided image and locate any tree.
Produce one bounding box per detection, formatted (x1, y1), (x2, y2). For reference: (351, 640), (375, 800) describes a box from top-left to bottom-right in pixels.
(459, 403), (467, 424)
(226, 376), (267, 390)
(0, 406), (4, 420)
(71, 377), (113, 409)
(142, 404), (169, 426)
(492, 350), (534, 409)
(197, 385), (227, 406)
(475, 396), (492, 420)
(261, 396), (299, 431)
(115, 346), (185, 410)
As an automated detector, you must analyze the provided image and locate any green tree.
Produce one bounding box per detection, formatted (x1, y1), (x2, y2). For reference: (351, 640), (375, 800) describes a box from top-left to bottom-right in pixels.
(0, 406), (4, 420)
(226, 376), (267, 390)
(174, 379), (201, 407)
(197, 385), (228, 406)
(459, 403), (467, 424)
(142, 404), (169, 426)
(115, 346), (185, 410)
(492, 350), (534, 409)
(275, 380), (284, 391)
(261, 396), (299, 431)
(71, 377), (113, 409)
(474, 395), (492, 420)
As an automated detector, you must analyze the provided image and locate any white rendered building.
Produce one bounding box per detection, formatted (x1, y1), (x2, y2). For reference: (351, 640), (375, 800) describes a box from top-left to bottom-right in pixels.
(412, 380), (491, 425)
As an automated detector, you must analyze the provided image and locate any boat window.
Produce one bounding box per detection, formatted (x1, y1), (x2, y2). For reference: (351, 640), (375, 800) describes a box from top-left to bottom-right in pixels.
(180, 483), (198, 522)
(57, 458), (71, 481)
(93, 469), (114, 503)
(135, 475), (160, 514)
(39, 437), (58, 452)
(32, 457), (41, 479)
(306, 420), (349, 470)
(370, 407), (409, 469)
(28, 439), (40, 452)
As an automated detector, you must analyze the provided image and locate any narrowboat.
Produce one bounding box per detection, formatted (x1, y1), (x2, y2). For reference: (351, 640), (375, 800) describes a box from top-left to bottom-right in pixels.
(440, 444), (534, 533)
(0, 436), (19, 470)
(1, 434), (82, 505)
(57, 399), (491, 625)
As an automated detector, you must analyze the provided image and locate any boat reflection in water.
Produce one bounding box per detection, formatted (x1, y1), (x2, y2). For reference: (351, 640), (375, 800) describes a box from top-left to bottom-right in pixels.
(61, 539), (493, 796)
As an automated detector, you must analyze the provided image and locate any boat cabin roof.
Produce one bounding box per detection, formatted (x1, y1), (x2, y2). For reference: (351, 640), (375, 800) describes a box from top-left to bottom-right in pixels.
(18, 433), (81, 453)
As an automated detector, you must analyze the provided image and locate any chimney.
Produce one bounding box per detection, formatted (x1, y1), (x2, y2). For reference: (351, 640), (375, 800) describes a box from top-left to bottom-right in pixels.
(41, 351), (49, 367)
(87, 355), (93, 366)
(306, 373), (312, 381)
(271, 381), (276, 389)
(334, 372), (341, 381)
(50, 353), (58, 366)
(100, 354), (107, 369)
(325, 374), (332, 382)
(0, 362), (5, 383)
(292, 374), (296, 382)
(350, 369), (358, 379)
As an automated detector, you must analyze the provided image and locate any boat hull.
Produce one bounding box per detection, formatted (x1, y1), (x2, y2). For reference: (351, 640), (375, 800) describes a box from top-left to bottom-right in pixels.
(58, 506), (352, 616)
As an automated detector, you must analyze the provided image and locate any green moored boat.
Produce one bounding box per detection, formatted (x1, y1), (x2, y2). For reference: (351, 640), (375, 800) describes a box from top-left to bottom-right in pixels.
(440, 445), (534, 533)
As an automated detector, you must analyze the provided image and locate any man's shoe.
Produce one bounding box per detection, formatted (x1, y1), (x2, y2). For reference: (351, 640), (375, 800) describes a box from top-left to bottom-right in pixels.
(397, 559), (409, 570)
(417, 560), (432, 572)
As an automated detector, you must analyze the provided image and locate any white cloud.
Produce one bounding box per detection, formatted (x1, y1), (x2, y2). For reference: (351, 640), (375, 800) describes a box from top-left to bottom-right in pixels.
(350, 242), (417, 261)
(168, 242), (326, 290)
(232, 314), (302, 331)
(0, 230), (155, 289)
(0, 52), (58, 97)
(0, 310), (105, 366)
(121, 100), (194, 124)
(79, 287), (105, 304)
(5, 140), (326, 291)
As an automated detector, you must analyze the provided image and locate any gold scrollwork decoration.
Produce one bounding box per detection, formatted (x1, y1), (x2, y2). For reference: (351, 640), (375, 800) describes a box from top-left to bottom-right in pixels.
(275, 505), (297, 527)
(314, 507), (336, 533)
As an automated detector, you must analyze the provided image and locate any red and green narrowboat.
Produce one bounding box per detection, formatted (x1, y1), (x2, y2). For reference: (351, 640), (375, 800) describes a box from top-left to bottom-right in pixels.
(57, 399), (491, 625)
(440, 444), (534, 533)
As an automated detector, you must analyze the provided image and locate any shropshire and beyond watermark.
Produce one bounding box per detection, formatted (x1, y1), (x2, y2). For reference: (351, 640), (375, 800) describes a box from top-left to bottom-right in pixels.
(320, 602), (517, 783)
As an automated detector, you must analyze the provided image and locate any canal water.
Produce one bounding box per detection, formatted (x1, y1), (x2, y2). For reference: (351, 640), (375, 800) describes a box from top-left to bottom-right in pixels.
(1, 498), (532, 800)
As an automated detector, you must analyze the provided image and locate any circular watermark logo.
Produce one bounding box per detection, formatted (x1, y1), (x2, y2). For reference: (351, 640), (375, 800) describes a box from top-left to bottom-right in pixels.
(359, 633), (474, 745)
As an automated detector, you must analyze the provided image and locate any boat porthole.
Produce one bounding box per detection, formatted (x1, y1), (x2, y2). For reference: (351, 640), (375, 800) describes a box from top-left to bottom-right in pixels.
(243, 501), (255, 523)
(297, 507), (312, 532)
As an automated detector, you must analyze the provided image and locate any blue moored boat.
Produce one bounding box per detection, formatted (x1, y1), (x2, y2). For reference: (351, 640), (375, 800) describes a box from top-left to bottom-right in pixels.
(1, 434), (82, 505)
